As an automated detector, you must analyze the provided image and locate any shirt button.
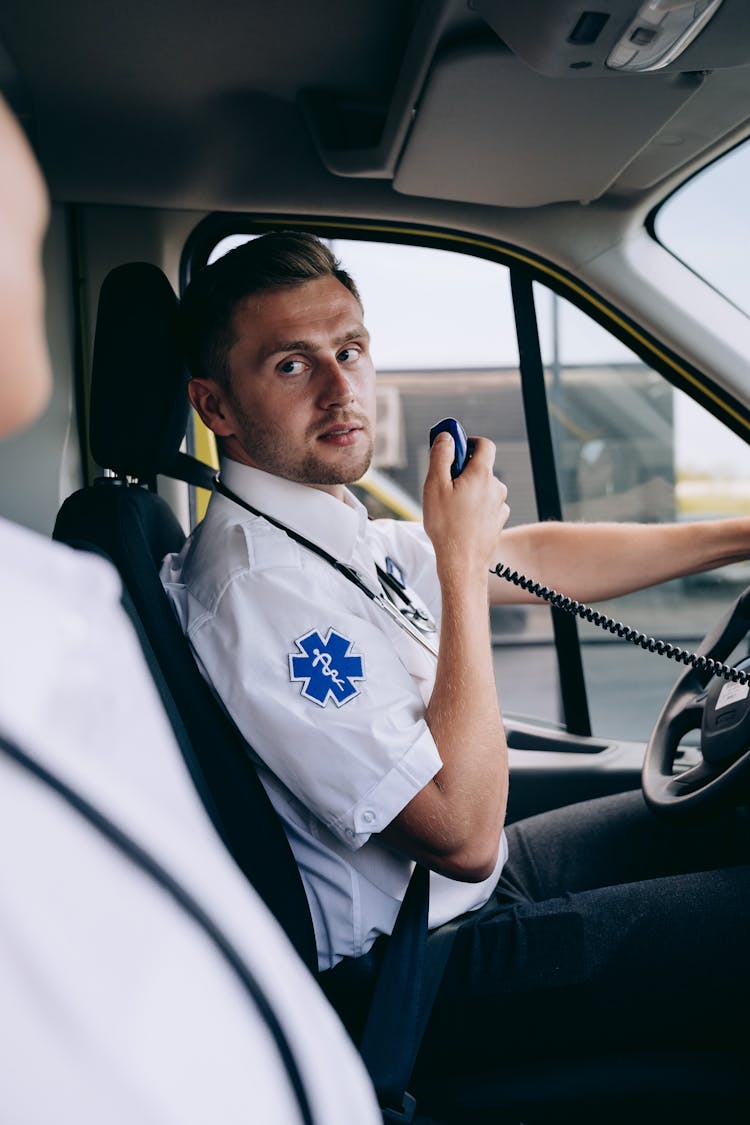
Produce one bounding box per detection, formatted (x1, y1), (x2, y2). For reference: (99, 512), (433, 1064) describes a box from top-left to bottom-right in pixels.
(346, 828), (355, 839)
(362, 810), (376, 825)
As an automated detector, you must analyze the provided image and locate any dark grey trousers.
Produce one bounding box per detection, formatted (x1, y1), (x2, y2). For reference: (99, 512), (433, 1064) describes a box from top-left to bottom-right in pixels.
(417, 788), (750, 1071)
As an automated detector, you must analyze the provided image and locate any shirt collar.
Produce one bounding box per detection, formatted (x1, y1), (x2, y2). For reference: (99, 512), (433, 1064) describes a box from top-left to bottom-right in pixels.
(218, 459), (369, 564)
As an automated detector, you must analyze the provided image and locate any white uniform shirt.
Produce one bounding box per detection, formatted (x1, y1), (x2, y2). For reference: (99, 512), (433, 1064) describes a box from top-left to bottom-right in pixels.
(0, 516), (380, 1125)
(161, 460), (507, 970)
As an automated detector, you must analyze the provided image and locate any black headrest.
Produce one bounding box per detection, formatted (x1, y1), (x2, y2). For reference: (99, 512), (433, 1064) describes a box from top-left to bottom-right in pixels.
(90, 262), (190, 481)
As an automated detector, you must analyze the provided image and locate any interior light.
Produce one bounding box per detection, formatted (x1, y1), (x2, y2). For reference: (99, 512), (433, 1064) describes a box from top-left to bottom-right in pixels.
(606, 0), (724, 72)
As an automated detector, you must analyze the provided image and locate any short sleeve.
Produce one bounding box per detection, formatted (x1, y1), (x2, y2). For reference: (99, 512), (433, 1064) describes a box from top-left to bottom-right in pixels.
(186, 542), (442, 850)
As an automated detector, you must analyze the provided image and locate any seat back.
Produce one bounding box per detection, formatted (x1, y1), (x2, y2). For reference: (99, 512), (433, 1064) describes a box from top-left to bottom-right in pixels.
(53, 263), (317, 972)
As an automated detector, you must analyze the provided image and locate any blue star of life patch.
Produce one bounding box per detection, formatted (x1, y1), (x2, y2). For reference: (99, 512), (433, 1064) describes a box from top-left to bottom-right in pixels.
(288, 628), (365, 708)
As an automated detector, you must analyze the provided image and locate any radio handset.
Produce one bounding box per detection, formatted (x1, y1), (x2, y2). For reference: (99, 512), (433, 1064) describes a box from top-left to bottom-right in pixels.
(427, 418), (747, 686)
(429, 417), (470, 477)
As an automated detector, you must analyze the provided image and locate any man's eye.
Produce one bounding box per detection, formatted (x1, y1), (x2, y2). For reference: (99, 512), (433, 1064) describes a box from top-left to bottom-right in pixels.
(337, 346), (360, 364)
(278, 359), (306, 376)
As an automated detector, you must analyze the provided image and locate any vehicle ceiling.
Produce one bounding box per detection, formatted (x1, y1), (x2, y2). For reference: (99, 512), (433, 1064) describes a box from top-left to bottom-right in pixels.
(1, 0), (750, 227)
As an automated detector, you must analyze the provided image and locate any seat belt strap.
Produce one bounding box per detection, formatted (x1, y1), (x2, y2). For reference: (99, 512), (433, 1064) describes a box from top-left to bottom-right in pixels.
(359, 864), (428, 1122)
(358, 864), (458, 1124)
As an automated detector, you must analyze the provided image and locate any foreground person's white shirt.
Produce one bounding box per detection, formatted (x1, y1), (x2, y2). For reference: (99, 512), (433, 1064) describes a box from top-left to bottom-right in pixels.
(0, 517), (380, 1125)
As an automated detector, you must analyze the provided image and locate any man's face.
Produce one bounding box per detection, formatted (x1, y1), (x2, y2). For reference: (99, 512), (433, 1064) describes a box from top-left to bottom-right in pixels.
(196, 274), (377, 495)
(0, 98), (51, 439)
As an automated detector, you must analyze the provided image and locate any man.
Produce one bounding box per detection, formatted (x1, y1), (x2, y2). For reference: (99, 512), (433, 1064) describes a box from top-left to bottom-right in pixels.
(163, 231), (750, 1086)
(0, 101), (380, 1123)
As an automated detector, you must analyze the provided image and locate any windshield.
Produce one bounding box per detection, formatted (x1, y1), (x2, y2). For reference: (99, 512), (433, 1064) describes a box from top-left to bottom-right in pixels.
(655, 138), (750, 316)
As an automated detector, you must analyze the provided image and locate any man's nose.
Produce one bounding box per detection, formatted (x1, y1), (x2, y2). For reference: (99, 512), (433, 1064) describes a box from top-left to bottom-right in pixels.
(318, 357), (355, 408)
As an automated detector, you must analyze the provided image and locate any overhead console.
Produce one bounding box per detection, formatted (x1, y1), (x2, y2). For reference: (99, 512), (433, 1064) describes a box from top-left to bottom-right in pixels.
(301, 0), (750, 206)
(473, 0), (748, 76)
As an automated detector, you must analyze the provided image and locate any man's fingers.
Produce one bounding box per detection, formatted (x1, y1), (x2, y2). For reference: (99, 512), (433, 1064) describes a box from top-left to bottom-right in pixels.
(466, 436), (496, 469)
(429, 431), (456, 474)
(427, 432), (499, 499)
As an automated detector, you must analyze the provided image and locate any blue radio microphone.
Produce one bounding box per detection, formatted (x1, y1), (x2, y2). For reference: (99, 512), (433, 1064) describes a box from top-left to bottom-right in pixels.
(429, 418), (470, 478)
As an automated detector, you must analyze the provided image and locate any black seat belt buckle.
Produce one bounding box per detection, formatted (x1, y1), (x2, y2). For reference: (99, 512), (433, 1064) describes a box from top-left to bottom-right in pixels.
(381, 1091), (417, 1123)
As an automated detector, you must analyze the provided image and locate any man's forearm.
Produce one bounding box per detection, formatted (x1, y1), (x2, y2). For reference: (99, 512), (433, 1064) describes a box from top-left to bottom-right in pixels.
(424, 575), (508, 868)
(382, 573), (508, 881)
(490, 517), (750, 606)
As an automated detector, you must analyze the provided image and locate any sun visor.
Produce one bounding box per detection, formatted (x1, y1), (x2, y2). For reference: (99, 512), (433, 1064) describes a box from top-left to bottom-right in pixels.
(393, 44), (703, 207)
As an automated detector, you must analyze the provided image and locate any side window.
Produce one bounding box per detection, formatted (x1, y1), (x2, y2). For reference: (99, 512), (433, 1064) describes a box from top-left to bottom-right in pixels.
(535, 284), (750, 741)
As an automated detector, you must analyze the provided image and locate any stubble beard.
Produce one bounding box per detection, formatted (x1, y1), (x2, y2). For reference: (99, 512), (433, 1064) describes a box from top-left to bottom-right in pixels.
(232, 406), (374, 486)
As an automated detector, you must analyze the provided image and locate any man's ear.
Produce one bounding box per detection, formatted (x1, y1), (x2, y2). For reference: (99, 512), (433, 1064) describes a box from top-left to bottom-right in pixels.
(188, 378), (235, 438)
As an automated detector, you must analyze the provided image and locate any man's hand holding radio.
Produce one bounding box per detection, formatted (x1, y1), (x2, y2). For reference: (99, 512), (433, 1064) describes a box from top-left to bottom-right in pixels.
(380, 430), (509, 880)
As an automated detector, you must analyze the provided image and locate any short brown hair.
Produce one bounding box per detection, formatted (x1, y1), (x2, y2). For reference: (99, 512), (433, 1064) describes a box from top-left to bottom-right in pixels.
(180, 231), (362, 387)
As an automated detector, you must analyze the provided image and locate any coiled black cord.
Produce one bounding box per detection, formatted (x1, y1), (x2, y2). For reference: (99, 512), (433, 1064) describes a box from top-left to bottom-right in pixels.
(492, 562), (750, 686)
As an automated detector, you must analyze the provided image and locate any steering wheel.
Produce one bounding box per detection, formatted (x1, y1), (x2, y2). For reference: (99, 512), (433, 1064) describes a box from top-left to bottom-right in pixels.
(643, 585), (750, 816)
